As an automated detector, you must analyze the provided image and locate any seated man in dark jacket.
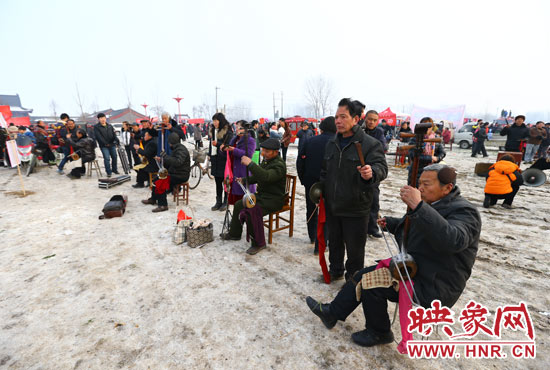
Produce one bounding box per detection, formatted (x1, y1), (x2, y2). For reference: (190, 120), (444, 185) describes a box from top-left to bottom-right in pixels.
(142, 133), (190, 212)
(132, 129), (159, 188)
(221, 138), (287, 255)
(306, 164), (481, 349)
(65, 128), (96, 179)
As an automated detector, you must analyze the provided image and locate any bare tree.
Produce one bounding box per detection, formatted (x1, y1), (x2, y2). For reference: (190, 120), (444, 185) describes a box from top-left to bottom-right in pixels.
(74, 82), (86, 120)
(49, 99), (57, 117)
(226, 101), (253, 122)
(304, 76), (334, 119)
(192, 94), (216, 119)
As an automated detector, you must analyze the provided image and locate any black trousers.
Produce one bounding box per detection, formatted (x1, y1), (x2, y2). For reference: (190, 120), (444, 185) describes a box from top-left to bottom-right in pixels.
(214, 176), (228, 204)
(484, 184), (520, 206)
(472, 141), (487, 157)
(281, 146), (288, 162)
(326, 211), (368, 280)
(329, 265), (399, 334)
(367, 185), (380, 234)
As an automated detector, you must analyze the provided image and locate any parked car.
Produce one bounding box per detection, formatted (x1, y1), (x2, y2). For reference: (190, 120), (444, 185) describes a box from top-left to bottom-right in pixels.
(454, 123), (476, 149)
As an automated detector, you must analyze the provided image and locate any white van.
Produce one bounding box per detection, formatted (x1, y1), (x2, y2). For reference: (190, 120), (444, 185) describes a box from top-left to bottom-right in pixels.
(454, 123), (476, 149)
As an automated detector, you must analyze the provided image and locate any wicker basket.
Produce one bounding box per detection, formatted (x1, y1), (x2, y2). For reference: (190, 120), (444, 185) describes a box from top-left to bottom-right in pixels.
(193, 149), (207, 163)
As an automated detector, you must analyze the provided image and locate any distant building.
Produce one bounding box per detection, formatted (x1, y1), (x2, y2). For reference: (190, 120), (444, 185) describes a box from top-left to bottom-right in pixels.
(0, 94), (33, 126)
(84, 107), (149, 125)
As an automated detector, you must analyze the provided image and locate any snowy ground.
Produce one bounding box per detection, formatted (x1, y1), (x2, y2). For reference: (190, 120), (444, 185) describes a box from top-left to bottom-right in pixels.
(0, 139), (549, 369)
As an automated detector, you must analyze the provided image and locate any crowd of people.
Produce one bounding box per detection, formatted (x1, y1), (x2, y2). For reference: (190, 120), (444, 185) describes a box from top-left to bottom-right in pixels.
(2, 99), (548, 352)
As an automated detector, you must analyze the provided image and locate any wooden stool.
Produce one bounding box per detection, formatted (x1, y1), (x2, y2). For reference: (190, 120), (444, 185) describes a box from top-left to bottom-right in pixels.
(148, 172), (158, 189)
(173, 182), (189, 206)
(87, 160), (103, 178)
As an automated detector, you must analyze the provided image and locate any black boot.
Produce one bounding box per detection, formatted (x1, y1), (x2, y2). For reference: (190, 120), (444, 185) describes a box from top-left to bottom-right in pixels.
(211, 196), (222, 211)
(306, 296), (337, 329)
(218, 195), (228, 211)
(351, 329), (394, 347)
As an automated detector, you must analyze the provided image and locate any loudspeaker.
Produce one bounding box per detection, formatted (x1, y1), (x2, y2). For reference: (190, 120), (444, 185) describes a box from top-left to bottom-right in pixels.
(522, 168), (547, 187)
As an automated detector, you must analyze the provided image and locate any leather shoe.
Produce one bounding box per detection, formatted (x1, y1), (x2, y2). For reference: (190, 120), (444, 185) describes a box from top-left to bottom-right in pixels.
(141, 198), (156, 205)
(351, 329), (394, 347)
(330, 272), (344, 281)
(133, 183), (145, 188)
(152, 206), (168, 213)
(218, 203), (227, 212)
(246, 244), (266, 255)
(220, 233), (240, 241)
(211, 203), (222, 211)
(306, 296), (337, 329)
(369, 231), (383, 238)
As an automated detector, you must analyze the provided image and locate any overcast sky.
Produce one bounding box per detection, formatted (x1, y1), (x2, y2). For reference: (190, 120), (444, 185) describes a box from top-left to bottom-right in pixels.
(2, 0), (549, 121)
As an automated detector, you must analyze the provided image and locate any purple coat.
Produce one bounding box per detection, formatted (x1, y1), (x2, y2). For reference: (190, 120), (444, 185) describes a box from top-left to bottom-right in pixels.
(229, 135), (256, 195)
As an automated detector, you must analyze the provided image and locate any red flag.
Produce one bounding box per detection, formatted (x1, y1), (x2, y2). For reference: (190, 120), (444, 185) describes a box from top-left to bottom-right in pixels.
(317, 196), (330, 284)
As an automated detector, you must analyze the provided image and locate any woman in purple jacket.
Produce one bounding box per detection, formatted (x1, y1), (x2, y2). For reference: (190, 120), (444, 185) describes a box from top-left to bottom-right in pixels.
(223, 121), (257, 205)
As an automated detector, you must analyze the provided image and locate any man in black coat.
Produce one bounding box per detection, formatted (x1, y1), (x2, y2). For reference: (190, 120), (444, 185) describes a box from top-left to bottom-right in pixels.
(500, 115), (529, 152)
(363, 110), (387, 239)
(142, 133), (190, 212)
(320, 98), (388, 281)
(297, 116), (336, 254)
(132, 129), (159, 188)
(94, 113), (119, 177)
(471, 121), (489, 157)
(306, 164), (481, 348)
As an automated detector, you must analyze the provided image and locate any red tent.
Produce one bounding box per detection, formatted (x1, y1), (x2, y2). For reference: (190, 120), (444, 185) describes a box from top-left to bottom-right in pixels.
(188, 118), (205, 124)
(378, 107), (397, 126)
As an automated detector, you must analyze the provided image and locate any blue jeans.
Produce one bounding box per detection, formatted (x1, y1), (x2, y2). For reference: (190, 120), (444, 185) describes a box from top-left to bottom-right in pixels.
(58, 146), (71, 170)
(100, 146), (118, 175)
(524, 144), (539, 162)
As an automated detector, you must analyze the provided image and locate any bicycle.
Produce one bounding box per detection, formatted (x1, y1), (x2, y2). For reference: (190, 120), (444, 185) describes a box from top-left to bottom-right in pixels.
(188, 148), (213, 189)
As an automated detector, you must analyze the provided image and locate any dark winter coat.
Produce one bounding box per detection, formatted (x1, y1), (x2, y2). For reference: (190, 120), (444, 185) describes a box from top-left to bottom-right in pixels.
(297, 131), (335, 187)
(473, 127), (488, 143)
(209, 125), (234, 178)
(398, 126), (413, 143)
(137, 138), (159, 173)
(320, 125), (388, 217)
(94, 123), (119, 148)
(500, 123), (529, 152)
(163, 133), (190, 181)
(364, 126), (387, 150)
(385, 186), (481, 308)
(66, 135), (96, 163)
(296, 128), (315, 153)
(168, 123), (186, 141)
(247, 154), (287, 214)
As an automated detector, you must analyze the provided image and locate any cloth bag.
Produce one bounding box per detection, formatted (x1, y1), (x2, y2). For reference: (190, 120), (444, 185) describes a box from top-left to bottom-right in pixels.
(186, 222), (214, 248)
(172, 209), (193, 245)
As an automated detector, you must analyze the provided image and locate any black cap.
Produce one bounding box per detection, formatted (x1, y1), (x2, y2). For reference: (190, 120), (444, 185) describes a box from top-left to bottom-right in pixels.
(260, 138), (281, 150)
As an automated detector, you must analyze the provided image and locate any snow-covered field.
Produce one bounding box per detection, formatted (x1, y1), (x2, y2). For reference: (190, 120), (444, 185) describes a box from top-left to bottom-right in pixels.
(1, 139), (548, 369)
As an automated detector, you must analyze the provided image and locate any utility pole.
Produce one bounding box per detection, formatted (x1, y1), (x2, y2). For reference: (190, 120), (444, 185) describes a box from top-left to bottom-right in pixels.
(215, 86), (220, 113)
(273, 92), (276, 120)
(280, 91), (284, 117)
